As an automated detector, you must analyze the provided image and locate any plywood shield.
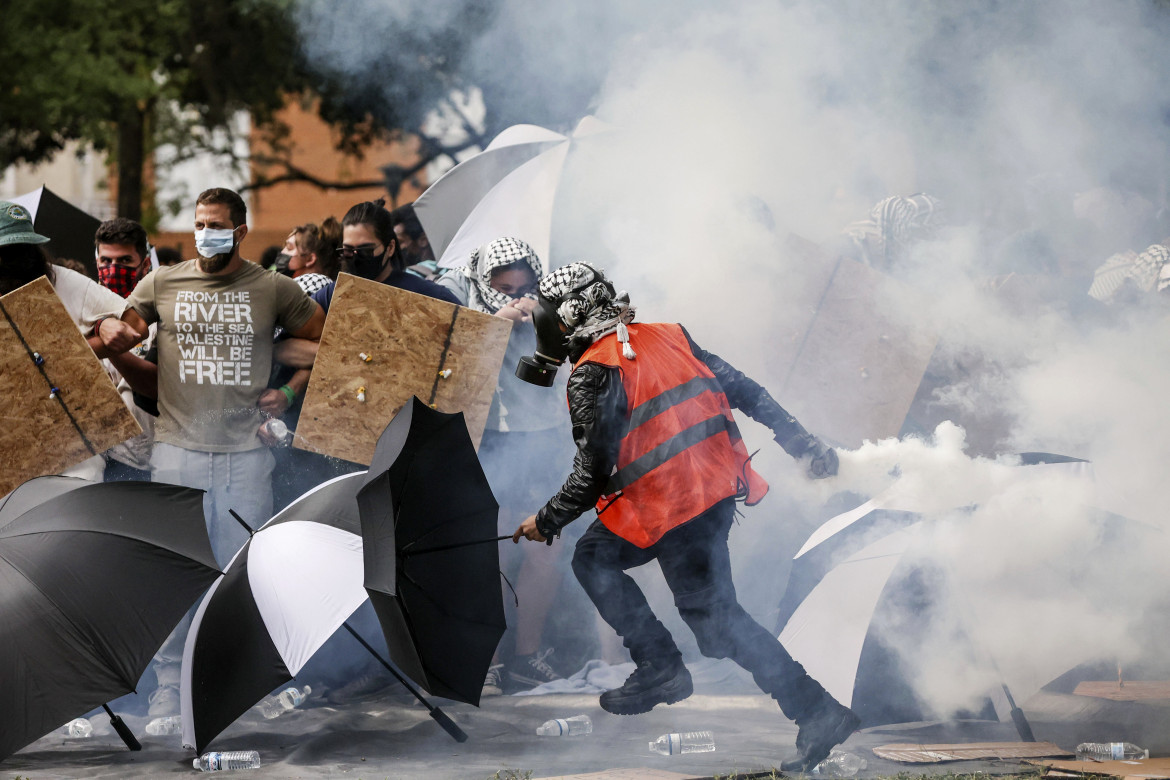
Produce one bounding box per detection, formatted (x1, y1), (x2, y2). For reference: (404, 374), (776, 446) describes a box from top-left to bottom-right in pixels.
(771, 235), (937, 448)
(0, 276), (141, 495)
(295, 273), (512, 464)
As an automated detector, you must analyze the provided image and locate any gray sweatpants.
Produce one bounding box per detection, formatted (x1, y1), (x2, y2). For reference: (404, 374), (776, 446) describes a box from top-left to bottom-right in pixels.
(151, 442), (275, 567)
(147, 442), (275, 714)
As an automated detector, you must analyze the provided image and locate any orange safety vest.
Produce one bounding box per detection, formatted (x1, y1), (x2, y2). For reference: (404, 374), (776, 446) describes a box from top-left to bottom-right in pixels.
(574, 323), (769, 548)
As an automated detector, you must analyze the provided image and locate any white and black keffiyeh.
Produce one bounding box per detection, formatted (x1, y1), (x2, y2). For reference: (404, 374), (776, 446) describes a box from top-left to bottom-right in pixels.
(540, 261), (638, 360)
(844, 193), (944, 266)
(461, 236), (543, 313)
(295, 272), (333, 296)
(1088, 243), (1170, 303)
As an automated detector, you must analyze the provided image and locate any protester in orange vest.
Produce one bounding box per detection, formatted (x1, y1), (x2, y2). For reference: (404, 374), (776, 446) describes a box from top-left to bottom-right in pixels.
(512, 262), (857, 772)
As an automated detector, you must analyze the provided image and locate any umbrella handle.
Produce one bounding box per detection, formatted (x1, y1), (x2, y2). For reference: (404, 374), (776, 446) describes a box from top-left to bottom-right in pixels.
(102, 703), (141, 751)
(429, 708), (468, 743)
(401, 535), (513, 557)
(1001, 684), (1037, 742)
(340, 623), (469, 743)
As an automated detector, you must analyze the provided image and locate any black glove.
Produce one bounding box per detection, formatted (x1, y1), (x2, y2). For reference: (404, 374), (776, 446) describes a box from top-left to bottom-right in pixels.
(806, 441), (839, 479)
(777, 431), (838, 479)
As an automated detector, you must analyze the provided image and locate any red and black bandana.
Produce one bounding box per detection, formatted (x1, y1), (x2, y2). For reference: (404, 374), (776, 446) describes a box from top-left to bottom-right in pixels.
(97, 261), (146, 298)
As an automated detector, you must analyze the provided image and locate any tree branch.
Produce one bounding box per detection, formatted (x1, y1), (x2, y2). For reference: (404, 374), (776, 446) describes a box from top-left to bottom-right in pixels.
(242, 136), (482, 196)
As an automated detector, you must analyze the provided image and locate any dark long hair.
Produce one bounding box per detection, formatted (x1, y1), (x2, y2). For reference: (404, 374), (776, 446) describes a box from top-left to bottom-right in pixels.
(0, 242), (56, 295)
(342, 198), (403, 272)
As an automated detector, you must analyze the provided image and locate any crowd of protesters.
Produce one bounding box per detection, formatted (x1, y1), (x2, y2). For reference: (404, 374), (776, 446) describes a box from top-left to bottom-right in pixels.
(0, 189), (584, 720)
(2, 171), (1167, 733)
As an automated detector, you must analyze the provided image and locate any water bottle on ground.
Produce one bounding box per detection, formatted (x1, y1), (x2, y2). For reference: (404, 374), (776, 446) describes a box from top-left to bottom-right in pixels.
(145, 715), (182, 736)
(62, 718), (93, 738)
(1076, 742), (1149, 761)
(813, 750), (868, 777)
(193, 751), (261, 772)
(258, 685), (311, 719)
(536, 714), (592, 736)
(649, 731), (715, 755)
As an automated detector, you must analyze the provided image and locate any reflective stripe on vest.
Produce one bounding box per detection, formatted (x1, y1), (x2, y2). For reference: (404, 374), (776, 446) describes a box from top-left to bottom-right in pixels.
(606, 413), (731, 494)
(626, 375), (724, 432)
(575, 323), (769, 548)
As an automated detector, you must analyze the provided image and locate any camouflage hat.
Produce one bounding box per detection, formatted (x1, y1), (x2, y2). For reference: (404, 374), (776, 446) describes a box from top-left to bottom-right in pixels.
(0, 201), (50, 247)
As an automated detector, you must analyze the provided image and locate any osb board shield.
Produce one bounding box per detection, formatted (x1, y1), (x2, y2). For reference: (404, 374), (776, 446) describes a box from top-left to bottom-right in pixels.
(295, 273), (511, 464)
(0, 276), (141, 494)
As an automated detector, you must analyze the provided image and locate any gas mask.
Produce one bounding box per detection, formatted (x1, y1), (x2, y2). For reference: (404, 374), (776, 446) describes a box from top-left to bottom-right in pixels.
(515, 294), (570, 387)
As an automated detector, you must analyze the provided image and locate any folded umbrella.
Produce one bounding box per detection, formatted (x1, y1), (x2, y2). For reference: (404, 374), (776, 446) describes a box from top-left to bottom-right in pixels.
(358, 397), (506, 707)
(0, 476), (219, 763)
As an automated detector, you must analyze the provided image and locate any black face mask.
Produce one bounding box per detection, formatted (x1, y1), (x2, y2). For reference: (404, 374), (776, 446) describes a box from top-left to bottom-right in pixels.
(351, 247), (387, 279)
(273, 252), (293, 277)
(515, 295), (570, 387)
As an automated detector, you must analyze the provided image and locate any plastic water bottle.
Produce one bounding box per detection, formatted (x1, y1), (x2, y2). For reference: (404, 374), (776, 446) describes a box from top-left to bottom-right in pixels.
(262, 418), (291, 446)
(62, 718), (93, 738)
(193, 751), (261, 771)
(536, 714), (592, 736)
(145, 715), (182, 736)
(813, 751), (868, 777)
(649, 731), (715, 755)
(258, 685), (311, 719)
(1076, 742), (1149, 761)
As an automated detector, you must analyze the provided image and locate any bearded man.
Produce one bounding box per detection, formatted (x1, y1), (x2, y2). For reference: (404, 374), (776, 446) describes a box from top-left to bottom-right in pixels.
(95, 187), (325, 565)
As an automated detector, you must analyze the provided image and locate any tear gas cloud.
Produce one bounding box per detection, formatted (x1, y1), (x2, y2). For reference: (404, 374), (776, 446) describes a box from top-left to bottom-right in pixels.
(295, 0), (1170, 722)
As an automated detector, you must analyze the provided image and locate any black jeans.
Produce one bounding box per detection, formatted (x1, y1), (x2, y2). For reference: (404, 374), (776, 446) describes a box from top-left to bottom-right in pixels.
(572, 498), (827, 722)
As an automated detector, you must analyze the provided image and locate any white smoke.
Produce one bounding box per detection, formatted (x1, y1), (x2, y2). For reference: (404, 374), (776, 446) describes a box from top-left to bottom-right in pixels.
(293, 0), (1170, 726)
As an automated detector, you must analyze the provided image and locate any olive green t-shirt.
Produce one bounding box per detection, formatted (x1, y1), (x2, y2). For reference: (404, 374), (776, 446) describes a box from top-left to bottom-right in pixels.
(127, 259), (316, 452)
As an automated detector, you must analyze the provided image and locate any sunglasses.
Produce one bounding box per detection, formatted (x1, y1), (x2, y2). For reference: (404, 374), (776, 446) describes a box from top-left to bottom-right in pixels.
(339, 243), (381, 259)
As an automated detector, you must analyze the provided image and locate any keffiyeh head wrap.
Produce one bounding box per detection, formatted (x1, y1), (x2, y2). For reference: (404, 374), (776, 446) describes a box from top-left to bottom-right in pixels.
(461, 236), (544, 313)
(843, 193), (944, 266)
(1088, 242), (1170, 303)
(539, 261), (637, 360)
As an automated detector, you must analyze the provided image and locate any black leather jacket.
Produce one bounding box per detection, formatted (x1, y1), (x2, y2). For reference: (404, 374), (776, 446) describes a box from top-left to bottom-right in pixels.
(534, 326), (818, 539)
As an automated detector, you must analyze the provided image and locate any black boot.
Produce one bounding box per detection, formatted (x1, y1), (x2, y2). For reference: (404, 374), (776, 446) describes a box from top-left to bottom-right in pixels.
(780, 696), (860, 772)
(599, 657), (693, 715)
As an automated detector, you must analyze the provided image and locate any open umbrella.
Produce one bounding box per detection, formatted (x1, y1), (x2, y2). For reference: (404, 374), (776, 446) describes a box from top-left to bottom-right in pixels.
(8, 186), (102, 277)
(357, 397), (506, 707)
(180, 472), (466, 753)
(414, 117), (607, 269)
(0, 476), (219, 763)
(777, 455), (1116, 732)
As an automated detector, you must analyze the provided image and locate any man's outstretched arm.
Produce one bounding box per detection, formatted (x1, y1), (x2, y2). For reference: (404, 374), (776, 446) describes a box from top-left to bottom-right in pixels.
(682, 326), (838, 477)
(515, 363), (626, 543)
(91, 309), (149, 359)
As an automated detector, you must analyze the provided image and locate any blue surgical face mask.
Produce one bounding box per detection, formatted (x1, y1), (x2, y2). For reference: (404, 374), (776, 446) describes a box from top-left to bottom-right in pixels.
(194, 226), (239, 258)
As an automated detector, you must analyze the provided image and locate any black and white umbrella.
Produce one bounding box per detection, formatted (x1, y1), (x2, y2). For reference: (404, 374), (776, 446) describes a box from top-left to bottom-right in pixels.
(0, 476), (219, 763)
(180, 472), (369, 753)
(180, 471), (467, 753)
(414, 118), (606, 269)
(777, 455), (1111, 731)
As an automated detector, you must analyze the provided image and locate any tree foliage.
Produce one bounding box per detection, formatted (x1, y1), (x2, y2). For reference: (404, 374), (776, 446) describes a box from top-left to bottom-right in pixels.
(0, 0), (313, 218)
(0, 0), (614, 216)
